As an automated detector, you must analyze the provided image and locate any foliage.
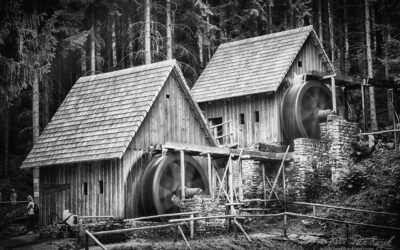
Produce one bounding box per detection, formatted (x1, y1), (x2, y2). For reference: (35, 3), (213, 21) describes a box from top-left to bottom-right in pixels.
(0, 0), (58, 111)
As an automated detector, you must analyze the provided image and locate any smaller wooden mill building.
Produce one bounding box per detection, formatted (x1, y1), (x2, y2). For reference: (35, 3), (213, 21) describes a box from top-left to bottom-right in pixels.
(21, 60), (217, 222)
(191, 26), (335, 146)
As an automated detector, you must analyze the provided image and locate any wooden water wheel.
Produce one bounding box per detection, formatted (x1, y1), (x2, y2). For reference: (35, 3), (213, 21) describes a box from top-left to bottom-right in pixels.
(140, 154), (208, 217)
(281, 80), (332, 141)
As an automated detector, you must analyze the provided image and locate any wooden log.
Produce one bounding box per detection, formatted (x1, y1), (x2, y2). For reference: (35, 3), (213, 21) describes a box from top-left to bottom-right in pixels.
(123, 211), (199, 222)
(233, 219), (251, 242)
(268, 146), (290, 200)
(238, 157), (243, 201)
(85, 230), (107, 250)
(207, 154), (213, 199)
(285, 212), (400, 231)
(178, 225), (191, 248)
(359, 129), (400, 136)
(92, 223), (185, 236)
(189, 214), (194, 239)
(238, 213), (285, 218)
(331, 76), (337, 113)
(286, 201), (400, 216)
(262, 163), (266, 206)
(180, 150), (185, 200)
(282, 156), (287, 237)
(169, 215), (244, 223)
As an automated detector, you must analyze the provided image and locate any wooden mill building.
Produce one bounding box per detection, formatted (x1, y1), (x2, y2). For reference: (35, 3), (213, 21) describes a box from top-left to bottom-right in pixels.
(191, 26), (334, 146)
(21, 60), (217, 222)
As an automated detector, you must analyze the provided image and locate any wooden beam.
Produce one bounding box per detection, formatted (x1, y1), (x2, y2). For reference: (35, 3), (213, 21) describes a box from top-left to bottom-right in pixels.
(163, 142), (293, 161)
(207, 153), (212, 199)
(123, 211), (198, 222)
(268, 146), (290, 200)
(262, 163), (266, 206)
(177, 226), (191, 248)
(92, 223), (186, 236)
(85, 230), (107, 250)
(180, 150), (185, 200)
(359, 129), (400, 136)
(331, 76), (337, 113)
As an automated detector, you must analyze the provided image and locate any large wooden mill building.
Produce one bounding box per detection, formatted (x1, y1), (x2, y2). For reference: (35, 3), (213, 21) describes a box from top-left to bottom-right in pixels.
(21, 60), (218, 222)
(191, 26), (335, 146)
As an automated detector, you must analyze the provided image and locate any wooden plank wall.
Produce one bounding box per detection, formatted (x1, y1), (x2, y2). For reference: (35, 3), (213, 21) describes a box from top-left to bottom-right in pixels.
(284, 37), (328, 84)
(122, 73), (212, 218)
(40, 159), (124, 223)
(199, 37), (329, 146)
(199, 93), (278, 146)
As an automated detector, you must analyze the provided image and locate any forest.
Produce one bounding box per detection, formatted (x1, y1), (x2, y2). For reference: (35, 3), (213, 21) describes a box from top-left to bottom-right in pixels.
(0, 0), (400, 187)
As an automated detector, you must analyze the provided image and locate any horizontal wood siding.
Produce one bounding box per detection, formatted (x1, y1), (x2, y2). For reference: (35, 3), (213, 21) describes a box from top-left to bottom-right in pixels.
(123, 73), (211, 218)
(40, 159), (124, 223)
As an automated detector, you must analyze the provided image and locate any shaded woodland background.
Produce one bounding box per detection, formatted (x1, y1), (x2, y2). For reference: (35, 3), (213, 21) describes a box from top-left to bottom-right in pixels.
(1, 0), (400, 183)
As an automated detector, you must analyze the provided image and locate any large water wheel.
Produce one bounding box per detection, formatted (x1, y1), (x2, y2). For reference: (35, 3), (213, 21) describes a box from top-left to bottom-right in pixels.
(281, 80), (332, 141)
(140, 154), (208, 216)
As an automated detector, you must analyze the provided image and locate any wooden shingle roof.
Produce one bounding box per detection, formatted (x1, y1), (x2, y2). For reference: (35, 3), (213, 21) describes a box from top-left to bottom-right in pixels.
(192, 26), (332, 102)
(21, 60), (214, 168)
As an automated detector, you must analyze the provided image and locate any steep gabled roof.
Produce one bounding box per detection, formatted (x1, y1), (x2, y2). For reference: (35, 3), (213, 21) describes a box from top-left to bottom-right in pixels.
(191, 26), (333, 103)
(21, 60), (216, 169)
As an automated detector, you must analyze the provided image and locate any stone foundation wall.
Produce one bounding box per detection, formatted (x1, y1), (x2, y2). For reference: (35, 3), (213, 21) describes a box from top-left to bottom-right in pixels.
(181, 196), (226, 237)
(289, 115), (358, 200)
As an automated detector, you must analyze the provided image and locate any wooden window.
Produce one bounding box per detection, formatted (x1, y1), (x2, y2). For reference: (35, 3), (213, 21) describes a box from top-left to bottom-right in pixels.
(255, 111), (260, 122)
(240, 113), (245, 125)
(99, 180), (103, 194)
(298, 61), (303, 67)
(83, 182), (88, 195)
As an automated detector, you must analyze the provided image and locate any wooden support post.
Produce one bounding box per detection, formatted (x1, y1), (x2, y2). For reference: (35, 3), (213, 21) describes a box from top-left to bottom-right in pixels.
(228, 154), (234, 229)
(268, 146), (290, 201)
(174, 226), (178, 242)
(85, 233), (89, 250)
(331, 76), (337, 113)
(262, 162), (266, 206)
(361, 80), (367, 132)
(207, 154), (212, 199)
(344, 87), (348, 119)
(189, 213), (194, 239)
(238, 157), (243, 201)
(282, 161), (287, 237)
(212, 163), (216, 200)
(180, 150), (185, 200)
(313, 206), (316, 217)
(345, 223), (349, 248)
(178, 225), (190, 248)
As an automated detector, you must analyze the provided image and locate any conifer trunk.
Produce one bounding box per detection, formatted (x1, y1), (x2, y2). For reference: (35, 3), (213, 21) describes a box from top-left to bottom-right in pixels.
(343, 0), (349, 59)
(365, 0), (378, 131)
(81, 47), (86, 75)
(166, 0), (172, 60)
(3, 108), (9, 178)
(32, 0), (40, 200)
(42, 75), (49, 126)
(328, 0), (334, 63)
(318, 0), (323, 41)
(128, 17), (134, 67)
(90, 3), (96, 75)
(144, 0), (151, 64)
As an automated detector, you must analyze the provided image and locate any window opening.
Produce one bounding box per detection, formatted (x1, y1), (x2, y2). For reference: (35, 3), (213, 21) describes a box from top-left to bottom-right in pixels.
(83, 182), (88, 195)
(240, 113), (245, 125)
(298, 61), (303, 67)
(99, 180), (103, 194)
(208, 117), (223, 144)
(255, 111), (260, 122)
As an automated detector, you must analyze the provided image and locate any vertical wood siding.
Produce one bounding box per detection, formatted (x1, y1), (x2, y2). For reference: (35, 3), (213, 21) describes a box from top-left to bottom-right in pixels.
(199, 38), (329, 146)
(40, 159), (124, 223)
(122, 73), (212, 218)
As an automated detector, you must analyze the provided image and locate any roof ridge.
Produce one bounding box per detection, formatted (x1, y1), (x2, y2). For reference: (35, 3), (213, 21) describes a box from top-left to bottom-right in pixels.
(78, 59), (176, 83)
(219, 25), (313, 49)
